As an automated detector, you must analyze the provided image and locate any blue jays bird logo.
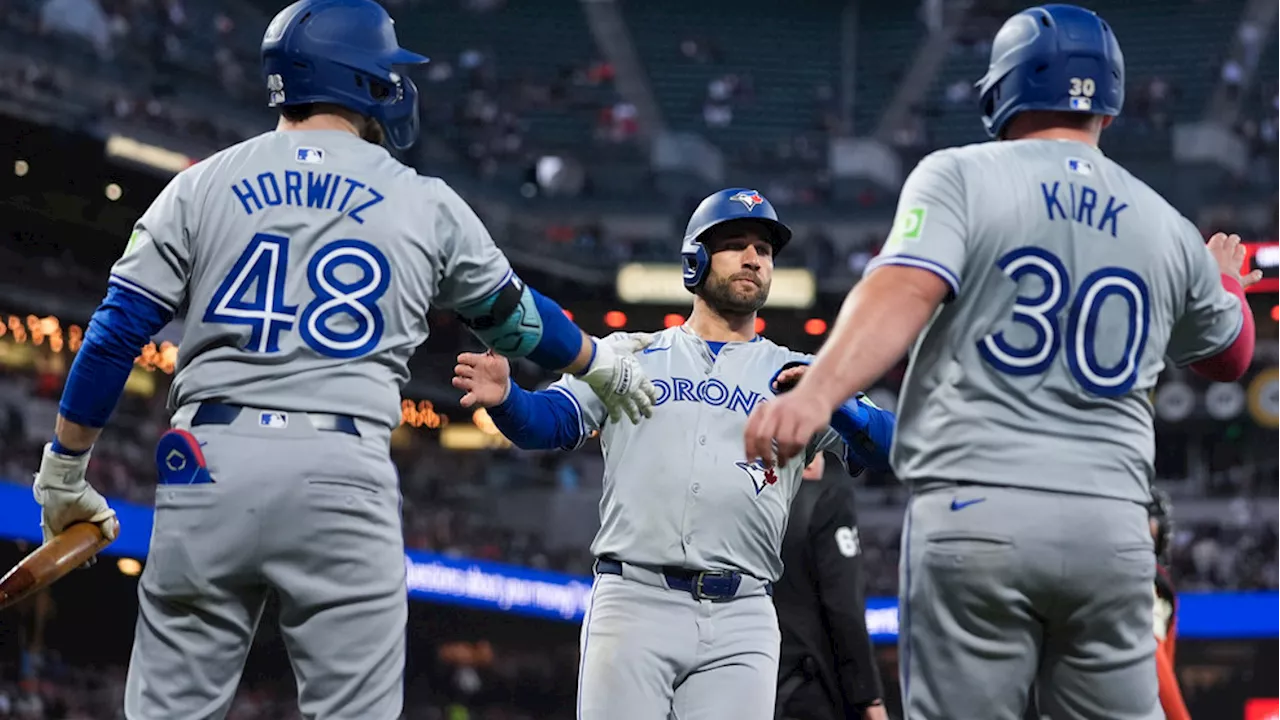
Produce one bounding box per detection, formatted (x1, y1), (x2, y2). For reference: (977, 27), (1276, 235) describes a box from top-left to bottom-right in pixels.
(736, 460), (779, 496)
(729, 190), (764, 211)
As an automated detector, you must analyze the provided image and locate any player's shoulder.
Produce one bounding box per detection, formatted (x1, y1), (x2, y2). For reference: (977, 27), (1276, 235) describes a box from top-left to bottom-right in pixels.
(899, 144), (982, 190)
(752, 336), (811, 365)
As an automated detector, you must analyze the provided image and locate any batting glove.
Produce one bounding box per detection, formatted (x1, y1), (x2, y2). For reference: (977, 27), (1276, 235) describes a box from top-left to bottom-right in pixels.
(579, 333), (660, 425)
(33, 444), (119, 556)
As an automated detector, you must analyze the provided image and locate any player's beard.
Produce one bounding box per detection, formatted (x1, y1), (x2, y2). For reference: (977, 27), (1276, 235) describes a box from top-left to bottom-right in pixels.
(699, 270), (770, 317)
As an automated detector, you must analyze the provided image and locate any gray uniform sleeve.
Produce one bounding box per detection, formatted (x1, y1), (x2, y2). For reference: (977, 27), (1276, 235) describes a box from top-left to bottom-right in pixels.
(430, 181), (515, 310)
(864, 150), (967, 299)
(109, 171), (195, 312)
(1166, 222), (1244, 367)
(806, 426), (847, 467)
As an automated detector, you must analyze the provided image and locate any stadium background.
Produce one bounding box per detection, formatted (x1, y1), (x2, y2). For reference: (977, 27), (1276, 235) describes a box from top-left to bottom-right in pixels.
(0, 0), (1276, 717)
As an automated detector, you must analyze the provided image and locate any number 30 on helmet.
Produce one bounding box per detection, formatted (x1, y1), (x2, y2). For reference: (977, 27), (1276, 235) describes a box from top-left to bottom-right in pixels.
(975, 3), (1125, 139)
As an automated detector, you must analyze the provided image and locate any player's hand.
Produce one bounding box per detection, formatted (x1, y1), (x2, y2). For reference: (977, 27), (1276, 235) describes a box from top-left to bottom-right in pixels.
(1206, 232), (1264, 289)
(771, 363), (808, 393)
(453, 351), (513, 408)
(32, 443), (118, 566)
(580, 333), (660, 425)
(743, 385), (836, 467)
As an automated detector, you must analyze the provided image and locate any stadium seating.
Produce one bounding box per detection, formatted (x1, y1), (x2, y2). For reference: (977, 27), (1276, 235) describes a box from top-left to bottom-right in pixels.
(622, 0), (844, 153)
(395, 0), (609, 151)
(925, 0), (1250, 152)
(849, 3), (926, 137)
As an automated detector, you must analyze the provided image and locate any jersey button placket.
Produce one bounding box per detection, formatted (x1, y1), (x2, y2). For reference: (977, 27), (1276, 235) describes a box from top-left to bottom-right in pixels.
(684, 403), (712, 562)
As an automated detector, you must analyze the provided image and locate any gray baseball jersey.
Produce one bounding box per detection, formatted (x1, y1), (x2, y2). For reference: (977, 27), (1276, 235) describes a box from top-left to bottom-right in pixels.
(109, 129), (511, 429)
(551, 326), (849, 583)
(866, 138), (1243, 502)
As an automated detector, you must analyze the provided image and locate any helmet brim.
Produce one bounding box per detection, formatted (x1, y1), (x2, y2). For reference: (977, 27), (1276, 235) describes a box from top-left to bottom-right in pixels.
(388, 47), (429, 66)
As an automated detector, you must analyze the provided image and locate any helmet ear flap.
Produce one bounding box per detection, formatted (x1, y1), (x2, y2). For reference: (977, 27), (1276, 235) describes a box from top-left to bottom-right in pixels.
(681, 239), (710, 293)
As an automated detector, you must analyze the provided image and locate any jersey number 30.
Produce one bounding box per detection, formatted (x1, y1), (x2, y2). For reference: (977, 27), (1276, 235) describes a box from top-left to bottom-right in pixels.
(203, 233), (390, 359)
(977, 247), (1150, 397)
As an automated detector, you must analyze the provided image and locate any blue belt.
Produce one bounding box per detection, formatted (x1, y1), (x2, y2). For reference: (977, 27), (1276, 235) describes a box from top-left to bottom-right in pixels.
(190, 403), (361, 437)
(594, 558), (770, 602)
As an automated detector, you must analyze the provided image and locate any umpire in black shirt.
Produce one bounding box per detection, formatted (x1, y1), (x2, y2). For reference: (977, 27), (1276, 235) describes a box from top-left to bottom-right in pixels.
(774, 453), (886, 720)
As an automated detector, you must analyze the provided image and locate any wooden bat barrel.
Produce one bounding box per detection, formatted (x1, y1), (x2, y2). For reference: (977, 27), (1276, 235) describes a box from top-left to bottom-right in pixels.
(0, 522), (115, 611)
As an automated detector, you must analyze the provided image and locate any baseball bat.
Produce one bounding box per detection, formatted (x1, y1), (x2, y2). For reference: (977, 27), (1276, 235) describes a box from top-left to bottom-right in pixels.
(0, 522), (116, 611)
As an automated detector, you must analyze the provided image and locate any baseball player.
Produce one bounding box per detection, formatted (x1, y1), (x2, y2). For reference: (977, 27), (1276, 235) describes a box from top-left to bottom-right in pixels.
(744, 5), (1262, 719)
(451, 188), (896, 720)
(28, 1), (658, 718)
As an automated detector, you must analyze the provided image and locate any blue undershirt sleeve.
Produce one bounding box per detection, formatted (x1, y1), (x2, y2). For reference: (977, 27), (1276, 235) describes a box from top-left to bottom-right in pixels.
(59, 284), (174, 428)
(487, 379), (586, 450)
(829, 395), (895, 474)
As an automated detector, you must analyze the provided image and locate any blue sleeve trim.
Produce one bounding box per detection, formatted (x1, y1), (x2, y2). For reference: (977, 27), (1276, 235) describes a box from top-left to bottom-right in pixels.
(487, 380), (584, 451)
(60, 285), (174, 428)
(864, 255), (960, 300)
(109, 274), (177, 313)
(548, 385), (589, 449)
(829, 395), (895, 474)
(50, 437), (89, 456)
(526, 287), (583, 371)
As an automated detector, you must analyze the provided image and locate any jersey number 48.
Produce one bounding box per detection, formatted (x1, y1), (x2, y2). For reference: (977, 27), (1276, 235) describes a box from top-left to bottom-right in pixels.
(203, 233), (390, 359)
(977, 246), (1150, 397)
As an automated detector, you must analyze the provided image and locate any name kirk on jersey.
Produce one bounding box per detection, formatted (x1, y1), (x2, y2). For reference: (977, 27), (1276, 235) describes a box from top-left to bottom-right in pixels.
(1040, 181), (1127, 237)
(230, 171), (385, 224)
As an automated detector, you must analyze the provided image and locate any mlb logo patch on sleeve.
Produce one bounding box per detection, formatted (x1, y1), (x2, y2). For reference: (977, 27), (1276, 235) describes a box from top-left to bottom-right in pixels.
(296, 147), (325, 164)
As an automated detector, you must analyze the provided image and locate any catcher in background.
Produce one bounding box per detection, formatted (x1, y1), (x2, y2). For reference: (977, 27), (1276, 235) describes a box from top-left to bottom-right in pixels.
(1150, 489), (1191, 720)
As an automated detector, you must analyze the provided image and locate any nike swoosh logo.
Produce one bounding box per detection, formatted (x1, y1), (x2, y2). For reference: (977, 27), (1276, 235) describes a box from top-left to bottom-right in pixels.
(950, 497), (986, 511)
(641, 346), (671, 354)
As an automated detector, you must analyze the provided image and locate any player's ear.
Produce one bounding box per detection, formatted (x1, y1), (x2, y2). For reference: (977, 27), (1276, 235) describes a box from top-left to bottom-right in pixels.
(1100, 115), (1114, 130)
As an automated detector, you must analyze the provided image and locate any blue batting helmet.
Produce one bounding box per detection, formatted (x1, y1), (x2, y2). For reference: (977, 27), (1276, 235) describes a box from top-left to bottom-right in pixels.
(262, 0), (429, 151)
(976, 4), (1124, 139)
(681, 188), (792, 293)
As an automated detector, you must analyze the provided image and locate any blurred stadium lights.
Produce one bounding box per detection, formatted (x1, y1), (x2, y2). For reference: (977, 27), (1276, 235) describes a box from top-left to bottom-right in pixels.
(105, 183), (123, 201)
(1205, 382), (1247, 421)
(604, 310), (627, 329)
(116, 558), (142, 576)
(804, 318), (827, 335)
(1248, 368), (1278, 430)
(616, 263), (815, 308)
(13, 159), (28, 177)
(401, 400), (449, 429)
(755, 317), (766, 333)
(663, 313), (684, 328)
(441, 422), (512, 451)
(104, 134), (194, 175)
(1271, 305), (1278, 322)
(563, 309), (574, 321)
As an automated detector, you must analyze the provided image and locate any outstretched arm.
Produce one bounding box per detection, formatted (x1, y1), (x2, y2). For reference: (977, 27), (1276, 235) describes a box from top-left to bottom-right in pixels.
(433, 183), (656, 422)
(771, 362), (896, 475)
(487, 382), (589, 451)
(454, 351), (598, 450)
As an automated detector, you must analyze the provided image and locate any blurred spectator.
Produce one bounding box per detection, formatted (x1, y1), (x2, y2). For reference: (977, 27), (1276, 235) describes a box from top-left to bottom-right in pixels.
(39, 0), (111, 58)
